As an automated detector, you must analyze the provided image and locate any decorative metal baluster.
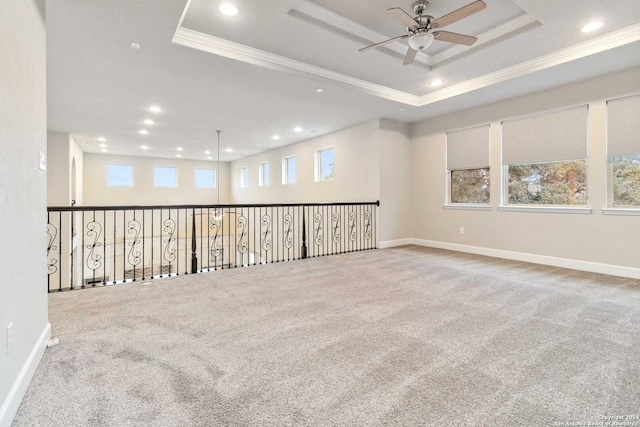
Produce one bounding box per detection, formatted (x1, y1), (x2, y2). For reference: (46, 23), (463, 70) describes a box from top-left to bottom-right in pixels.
(163, 211), (176, 276)
(191, 207), (197, 274)
(81, 210), (85, 288)
(332, 209), (340, 255)
(284, 208), (293, 261)
(46, 215), (58, 293)
(86, 210), (103, 287)
(127, 212), (141, 282)
(261, 209), (271, 264)
(237, 209), (248, 267)
(142, 209), (146, 281)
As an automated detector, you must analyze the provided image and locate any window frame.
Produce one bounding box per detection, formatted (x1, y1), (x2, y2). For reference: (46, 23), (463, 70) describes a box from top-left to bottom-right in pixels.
(259, 162), (270, 187)
(194, 168), (216, 189)
(315, 147), (334, 182)
(154, 166), (178, 188)
(282, 156), (296, 185)
(240, 166), (249, 189)
(106, 164), (134, 187)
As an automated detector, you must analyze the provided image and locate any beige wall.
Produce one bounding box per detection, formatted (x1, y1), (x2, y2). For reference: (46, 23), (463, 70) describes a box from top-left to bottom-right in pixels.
(230, 120), (381, 204)
(83, 154), (231, 206)
(47, 132), (84, 206)
(229, 119), (413, 243)
(410, 67), (640, 271)
(0, 0), (49, 425)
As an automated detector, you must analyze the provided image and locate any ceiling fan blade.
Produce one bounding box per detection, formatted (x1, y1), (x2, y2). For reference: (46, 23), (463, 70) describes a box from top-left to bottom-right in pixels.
(387, 7), (420, 29)
(359, 34), (408, 52)
(431, 0), (486, 29)
(433, 30), (478, 46)
(403, 47), (417, 65)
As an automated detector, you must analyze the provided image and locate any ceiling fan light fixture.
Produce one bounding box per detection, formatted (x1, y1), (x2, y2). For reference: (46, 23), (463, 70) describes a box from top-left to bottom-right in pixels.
(408, 32), (434, 51)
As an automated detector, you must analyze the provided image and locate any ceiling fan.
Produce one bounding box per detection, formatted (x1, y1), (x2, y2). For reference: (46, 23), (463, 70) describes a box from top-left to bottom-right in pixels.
(359, 0), (486, 65)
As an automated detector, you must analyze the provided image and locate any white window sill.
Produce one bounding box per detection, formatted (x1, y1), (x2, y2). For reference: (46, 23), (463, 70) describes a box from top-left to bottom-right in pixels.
(443, 204), (492, 211)
(498, 206), (592, 214)
(602, 208), (640, 216)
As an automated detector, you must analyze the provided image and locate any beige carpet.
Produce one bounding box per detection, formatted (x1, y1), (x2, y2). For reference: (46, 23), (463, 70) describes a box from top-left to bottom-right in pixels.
(13, 246), (640, 426)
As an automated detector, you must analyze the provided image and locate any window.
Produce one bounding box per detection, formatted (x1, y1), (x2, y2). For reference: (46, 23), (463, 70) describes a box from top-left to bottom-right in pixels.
(154, 166), (177, 187)
(240, 166), (249, 188)
(107, 164), (133, 187)
(259, 162), (270, 186)
(315, 148), (334, 181)
(446, 125), (490, 204)
(195, 168), (216, 188)
(607, 95), (640, 207)
(502, 105), (588, 206)
(282, 156), (296, 184)
(507, 160), (587, 205)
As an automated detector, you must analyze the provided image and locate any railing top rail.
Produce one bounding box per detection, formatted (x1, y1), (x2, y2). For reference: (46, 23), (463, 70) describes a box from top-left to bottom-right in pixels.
(48, 201), (380, 212)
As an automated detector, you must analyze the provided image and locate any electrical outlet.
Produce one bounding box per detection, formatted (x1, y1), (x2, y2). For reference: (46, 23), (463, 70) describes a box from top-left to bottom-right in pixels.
(459, 227), (465, 235)
(7, 322), (14, 355)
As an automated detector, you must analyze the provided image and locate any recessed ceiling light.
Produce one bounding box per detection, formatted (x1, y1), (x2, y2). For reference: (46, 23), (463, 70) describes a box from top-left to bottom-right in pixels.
(204, 150), (211, 154)
(272, 135), (280, 140)
(149, 105), (161, 113)
(207, 156), (213, 160)
(294, 127), (302, 132)
(140, 145), (150, 150)
(97, 137), (106, 142)
(139, 129), (149, 135)
(218, 3), (238, 16)
(316, 89), (324, 93)
(100, 148), (107, 152)
(430, 79), (444, 87)
(176, 147), (184, 151)
(176, 154), (182, 158)
(130, 42), (141, 50)
(144, 119), (154, 125)
(581, 21), (603, 33)
(99, 143), (107, 148)
(224, 148), (233, 153)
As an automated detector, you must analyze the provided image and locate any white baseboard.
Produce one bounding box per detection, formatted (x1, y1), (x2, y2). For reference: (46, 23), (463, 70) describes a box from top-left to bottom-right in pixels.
(410, 239), (640, 280)
(379, 238), (412, 249)
(0, 322), (51, 427)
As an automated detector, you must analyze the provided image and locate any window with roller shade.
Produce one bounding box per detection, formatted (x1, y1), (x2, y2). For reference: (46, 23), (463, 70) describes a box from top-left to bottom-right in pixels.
(607, 94), (640, 207)
(502, 105), (588, 206)
(446, 125), (490, 204)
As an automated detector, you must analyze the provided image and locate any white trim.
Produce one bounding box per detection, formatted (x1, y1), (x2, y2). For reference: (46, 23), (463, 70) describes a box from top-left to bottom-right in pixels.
(173, 0), (640, 108)
(498, 206), (592, 214)
(379, 238), (412, 249)
(410, 239), (640, 280)
(0, 323), (51, 427)
(443, 204), (492, 211)
(172, 27), (421, 106)
(603, 208), (640, 216)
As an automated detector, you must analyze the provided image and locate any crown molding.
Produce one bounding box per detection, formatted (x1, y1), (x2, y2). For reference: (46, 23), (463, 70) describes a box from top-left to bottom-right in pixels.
(173, 0), (640, 109)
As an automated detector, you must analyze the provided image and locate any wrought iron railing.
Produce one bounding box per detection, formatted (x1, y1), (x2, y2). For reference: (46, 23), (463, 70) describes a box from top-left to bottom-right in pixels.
(46, 202), (379, 292)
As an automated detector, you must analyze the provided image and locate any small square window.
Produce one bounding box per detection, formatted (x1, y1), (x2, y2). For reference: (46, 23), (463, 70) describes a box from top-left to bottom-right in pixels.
(107, 164), (133, 187)
(240, 166), (249, 188)
(259, 162), (270, 186)
(195, 168), (216, 188)
(154, 166), (178, 188)
(315, 148), (334, 182)
(282, 156), (296, 185)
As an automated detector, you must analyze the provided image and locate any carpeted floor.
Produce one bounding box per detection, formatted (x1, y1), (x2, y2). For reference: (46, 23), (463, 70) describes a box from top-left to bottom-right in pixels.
(13, 246), (640, 426)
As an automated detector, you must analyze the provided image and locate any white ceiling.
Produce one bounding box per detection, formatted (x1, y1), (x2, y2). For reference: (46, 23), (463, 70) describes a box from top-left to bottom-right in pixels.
(47, 0), (640, 162)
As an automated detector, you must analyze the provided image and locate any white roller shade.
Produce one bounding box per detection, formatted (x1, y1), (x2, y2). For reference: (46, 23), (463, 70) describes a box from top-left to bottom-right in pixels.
(608, 94), (640, 157)
(446, 125), (490, 170)
(502, 105), (588, 165)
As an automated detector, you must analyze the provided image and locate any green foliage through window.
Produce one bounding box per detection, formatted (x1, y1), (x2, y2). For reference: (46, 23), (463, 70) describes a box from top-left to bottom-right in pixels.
(451, 168), (490, 204)
(612, 154), (640, 207)
(507, 160), (587, 205)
